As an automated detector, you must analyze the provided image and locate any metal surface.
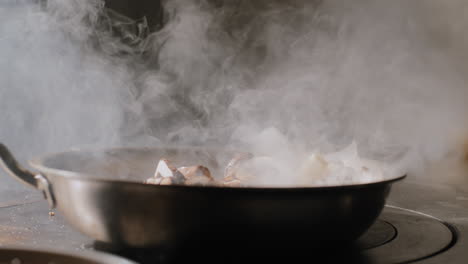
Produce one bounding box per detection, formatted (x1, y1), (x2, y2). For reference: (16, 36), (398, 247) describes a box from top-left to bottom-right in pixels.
(0, 201), (457, 263)
(34, 174), (56, 209)
(0, 202), (88, 249)
(0, 143), (404, 248)
(384, 156), (468, 264)
(356, 220), (396, 250)
(362, 206), (455, 263)
(0, 144), (37, 188)
(0, 246), (136, 264)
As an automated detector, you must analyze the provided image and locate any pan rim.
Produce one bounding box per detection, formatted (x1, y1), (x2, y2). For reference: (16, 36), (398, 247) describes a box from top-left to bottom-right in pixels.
(0, 245), (137, 264)
(28, 146), (407, 190)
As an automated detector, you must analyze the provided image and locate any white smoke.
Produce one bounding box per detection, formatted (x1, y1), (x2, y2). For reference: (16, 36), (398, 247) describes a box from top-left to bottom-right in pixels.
(1, 0), (468, 189)
(149, 0), (468, 176)
(0, 0), (139, 190)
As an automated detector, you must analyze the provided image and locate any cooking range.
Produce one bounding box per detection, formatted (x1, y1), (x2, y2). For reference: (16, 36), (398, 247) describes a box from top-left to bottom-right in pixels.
(2, 157), (468, 264)
(2, 1), (468, 263)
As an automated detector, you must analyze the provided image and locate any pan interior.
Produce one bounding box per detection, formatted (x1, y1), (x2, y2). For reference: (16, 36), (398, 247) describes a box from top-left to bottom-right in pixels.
(33, 147), (230, 182)
(30, 147), (405, 187)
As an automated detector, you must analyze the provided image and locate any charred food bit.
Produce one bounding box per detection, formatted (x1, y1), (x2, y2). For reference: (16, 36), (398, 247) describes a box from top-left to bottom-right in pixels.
(145, 159), (185, 185)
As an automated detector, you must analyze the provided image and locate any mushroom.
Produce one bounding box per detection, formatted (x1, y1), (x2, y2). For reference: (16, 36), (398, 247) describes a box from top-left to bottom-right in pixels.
(223, 152), (254, 186)
(145, 159), (185, 185)
(178, 165), (214, 185)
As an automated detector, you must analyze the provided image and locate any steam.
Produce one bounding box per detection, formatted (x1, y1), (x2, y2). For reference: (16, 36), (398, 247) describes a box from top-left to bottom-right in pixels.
(0, 0), (151, 162)
(150, 0), (468, 174)
(1, 0), (468, 188)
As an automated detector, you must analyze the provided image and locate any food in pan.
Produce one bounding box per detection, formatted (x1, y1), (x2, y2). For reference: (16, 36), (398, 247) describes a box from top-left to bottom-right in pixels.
(145, 159), (185, 185)
(144, 142), (386, 187)
(178, 165), (214, 185)
(145, 159), (215, 186)
(223, 152), (254, 186)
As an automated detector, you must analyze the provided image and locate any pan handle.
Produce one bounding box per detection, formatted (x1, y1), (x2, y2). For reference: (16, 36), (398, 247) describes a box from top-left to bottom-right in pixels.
(0, 143), (56, 208)
(0, 143), (38, 188)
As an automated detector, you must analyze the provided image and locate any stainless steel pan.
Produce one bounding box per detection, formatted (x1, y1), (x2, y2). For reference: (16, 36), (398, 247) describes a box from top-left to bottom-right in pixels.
(0, 143), (405, 251)
(0, 246), (136, 264)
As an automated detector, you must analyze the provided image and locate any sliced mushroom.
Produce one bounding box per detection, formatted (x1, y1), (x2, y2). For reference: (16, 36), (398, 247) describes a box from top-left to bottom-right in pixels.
(223, 179), (241, 187)
(145, 159), (185, 185)
(223, 152), (254, 184)
(178, 165), (214, 185)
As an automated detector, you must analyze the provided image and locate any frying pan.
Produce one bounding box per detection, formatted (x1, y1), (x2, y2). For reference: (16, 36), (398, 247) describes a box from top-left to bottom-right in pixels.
(0, 143), (405, 251)
(0, 246), (136, 264)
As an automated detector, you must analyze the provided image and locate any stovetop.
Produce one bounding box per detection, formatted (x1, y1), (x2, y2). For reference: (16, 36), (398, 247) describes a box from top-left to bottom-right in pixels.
(2, 158), (468, 263)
